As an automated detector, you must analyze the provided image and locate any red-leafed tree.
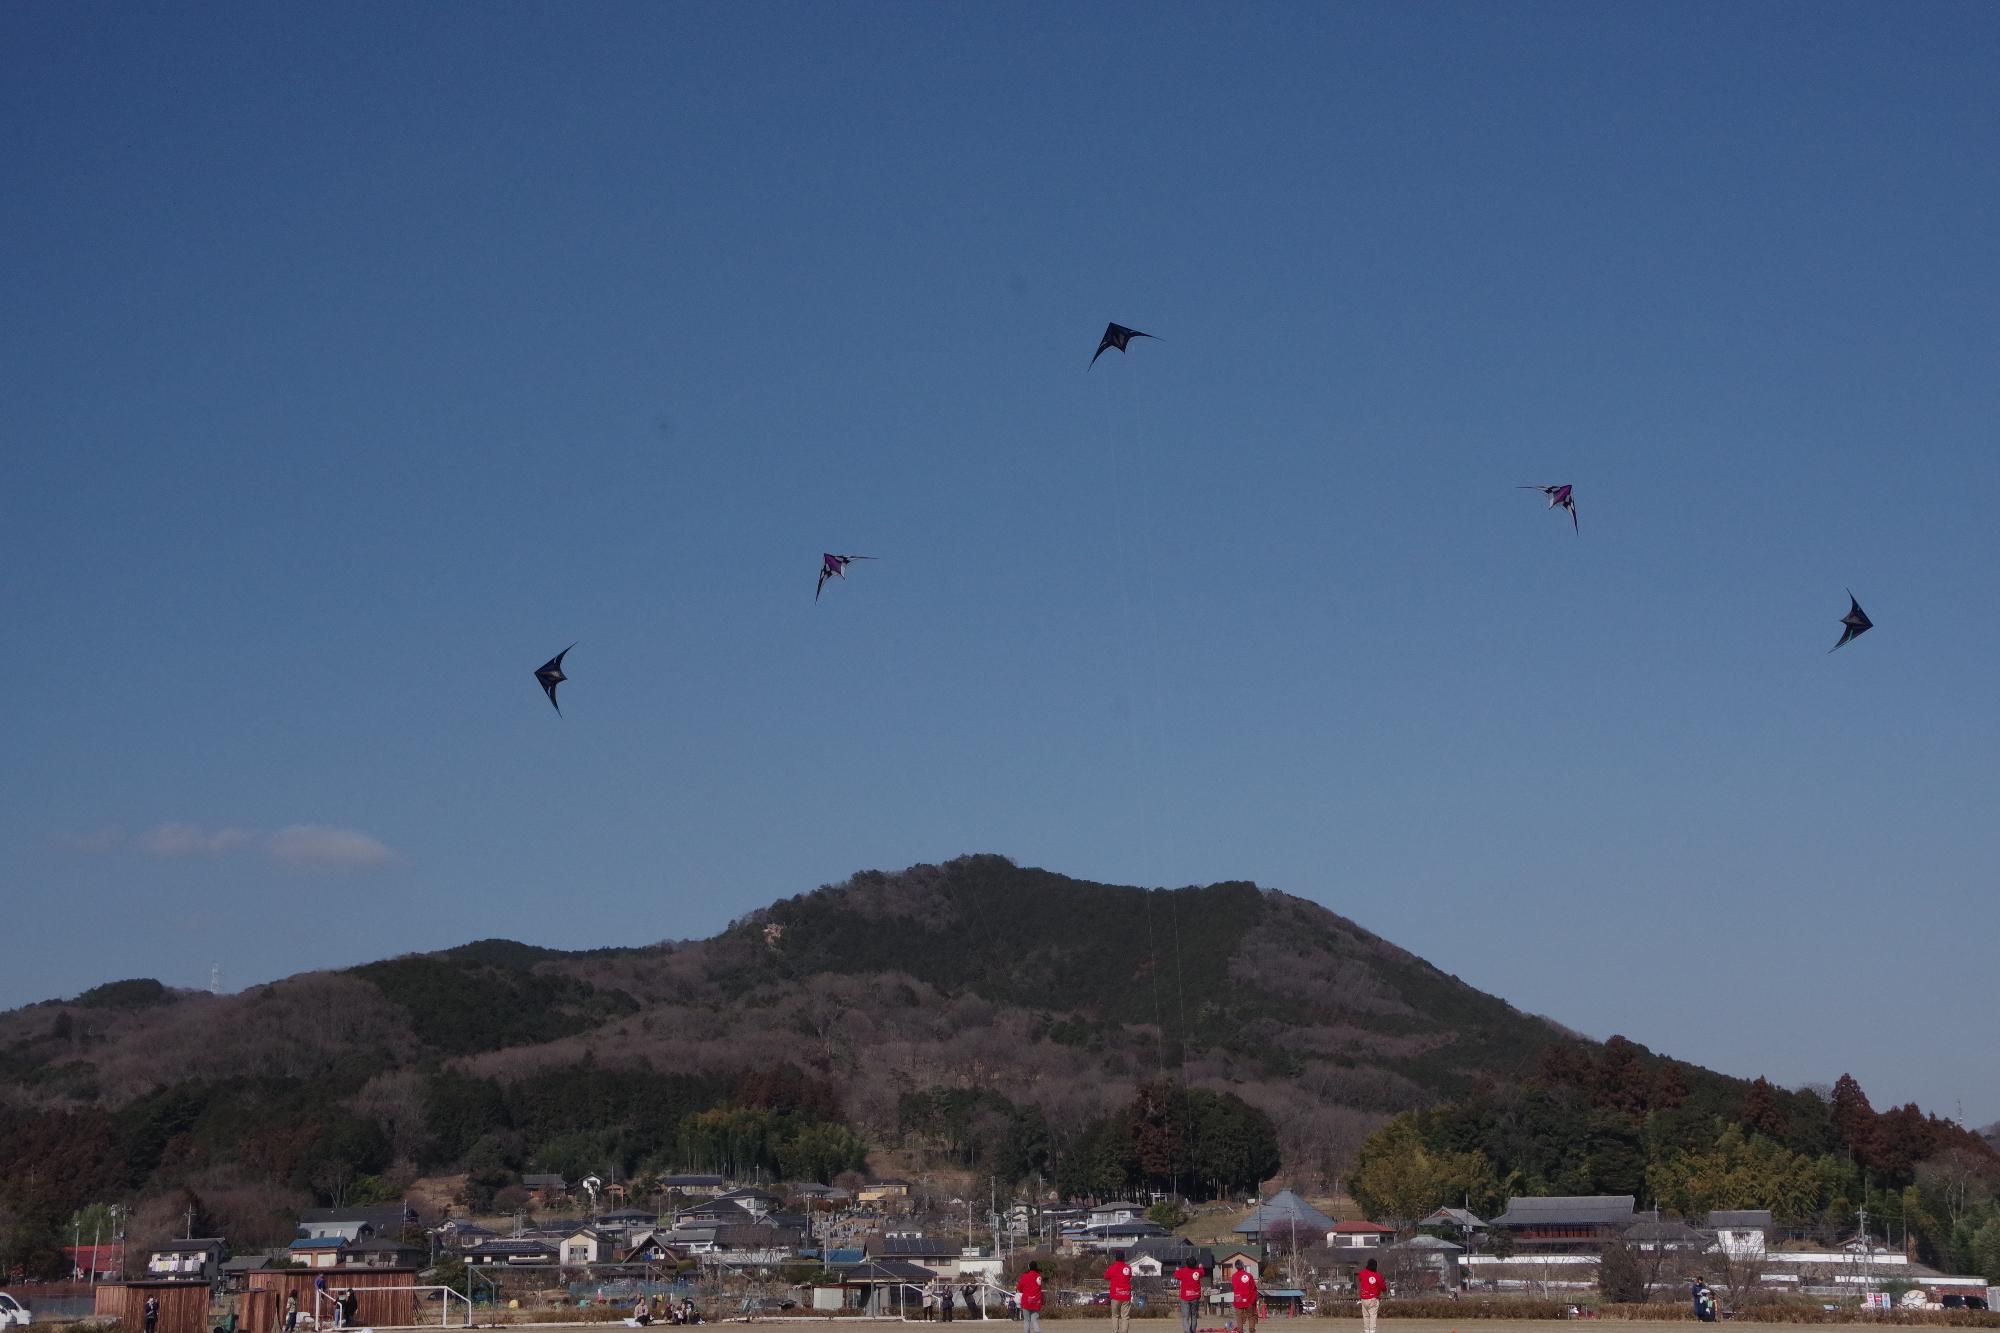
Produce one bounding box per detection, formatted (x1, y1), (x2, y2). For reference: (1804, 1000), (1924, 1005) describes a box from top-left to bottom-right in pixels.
(1829, 1074), (1879, 1166)
(1741, 1077), (1789, 1140)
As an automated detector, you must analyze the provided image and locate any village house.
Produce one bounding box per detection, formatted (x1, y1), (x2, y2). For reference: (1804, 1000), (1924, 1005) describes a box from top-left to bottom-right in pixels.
(1087, 1201), (1145, 1227)
(621, 1231), (681, 1264)
(657, 1174), (726, 1197)
(1234, 1190), (1336, 1245)
(1327, 1220), (1396, 1251)
(1127, 1238), (1216, 1279)
(705, 1222), (808, 1268)
(463, 1237), (560, 1266)
(675, 1198), (755, 1228)
(1487, 1195), (1636, 1253)
(286, 1237), (347, 1269)
(712, 1187), (782, 1219)
(561, 1227), (624, 1266)
(296, 1206), (417, 1244)
(340, 1237), (429, 1269)
(1417, 1207), (1488, 1247)
(1623, 1215), (1709, 1253)
(864, 1234), (960, 1276)
(658, 1224), (719, 1255)
(1384, 1235), (1463, 1290)
(146, 1239), (226, 1284)
(522, 1174), (569, 1207)
(66, 1243), (125, 1281)
(857, 1180), (912, 1208)
(1086, 1221), (1171, 1252)
(1708, 1210), (1773, 1259)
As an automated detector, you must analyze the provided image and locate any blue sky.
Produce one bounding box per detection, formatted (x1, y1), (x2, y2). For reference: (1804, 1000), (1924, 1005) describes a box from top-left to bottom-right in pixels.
(5, 3), (1997, 1124)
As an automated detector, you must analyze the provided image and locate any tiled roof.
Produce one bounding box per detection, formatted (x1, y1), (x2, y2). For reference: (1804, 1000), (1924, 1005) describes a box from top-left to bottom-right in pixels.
(1490, 1195), (1635, 1227)
(1708, 1210), (1772, 1229)
(1234, 1190), (1336, 1235)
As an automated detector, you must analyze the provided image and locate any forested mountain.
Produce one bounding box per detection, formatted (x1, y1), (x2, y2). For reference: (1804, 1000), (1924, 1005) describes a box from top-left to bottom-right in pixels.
(2, 855), (1985, 1277)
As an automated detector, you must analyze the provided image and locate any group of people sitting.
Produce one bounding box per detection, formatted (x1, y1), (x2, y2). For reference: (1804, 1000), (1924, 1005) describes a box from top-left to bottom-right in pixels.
(629, 1295), (700, 1326)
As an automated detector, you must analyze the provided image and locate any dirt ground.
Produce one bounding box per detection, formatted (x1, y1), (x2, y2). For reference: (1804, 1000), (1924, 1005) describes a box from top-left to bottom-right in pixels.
(496, 1312), (1888, 1320)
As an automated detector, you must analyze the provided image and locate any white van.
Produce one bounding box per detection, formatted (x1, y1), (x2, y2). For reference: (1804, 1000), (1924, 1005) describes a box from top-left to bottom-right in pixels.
(0, 1291), (32, 1328)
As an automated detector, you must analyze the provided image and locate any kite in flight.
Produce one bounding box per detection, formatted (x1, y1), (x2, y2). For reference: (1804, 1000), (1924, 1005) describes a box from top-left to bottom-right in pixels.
(1090, 322), (1154, 369)
(817, 553), (874, 601)
(534, 645), (573, 715)
(1830, 591), (1873, 652)
(1520, 484), (1578, 531)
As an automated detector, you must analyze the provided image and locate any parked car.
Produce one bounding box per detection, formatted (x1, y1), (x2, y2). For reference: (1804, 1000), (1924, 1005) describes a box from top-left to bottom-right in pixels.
(0, 1292), (31, 1329)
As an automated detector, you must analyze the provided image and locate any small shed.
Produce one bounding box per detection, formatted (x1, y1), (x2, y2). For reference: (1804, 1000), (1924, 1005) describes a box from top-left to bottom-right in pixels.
(95, 1282), (211, 1333)
(241, 1267), (420, 1333)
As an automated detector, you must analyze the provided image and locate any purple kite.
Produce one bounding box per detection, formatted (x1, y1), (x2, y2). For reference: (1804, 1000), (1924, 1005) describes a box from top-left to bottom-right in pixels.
(533, 644), (573, 716)
(1520, 484), (1577, 532)
(1089, 322), (1154, 369)
(1830, 590), (1873, 652)
(817, 553), (874, 601)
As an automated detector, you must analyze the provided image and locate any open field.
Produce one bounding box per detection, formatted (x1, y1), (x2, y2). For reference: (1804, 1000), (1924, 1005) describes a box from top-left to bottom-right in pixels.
(480, 1323), (1960, 1333)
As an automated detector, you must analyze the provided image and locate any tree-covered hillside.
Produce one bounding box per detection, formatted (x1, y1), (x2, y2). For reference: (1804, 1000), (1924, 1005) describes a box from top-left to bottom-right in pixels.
(4, 855), (1983, 1280)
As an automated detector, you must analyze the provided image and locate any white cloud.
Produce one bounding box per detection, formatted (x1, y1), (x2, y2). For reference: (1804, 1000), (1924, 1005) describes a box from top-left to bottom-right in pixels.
(141, 822), (255, 858)
(52, 826), (126, 852)
(265, 824), (395, 871)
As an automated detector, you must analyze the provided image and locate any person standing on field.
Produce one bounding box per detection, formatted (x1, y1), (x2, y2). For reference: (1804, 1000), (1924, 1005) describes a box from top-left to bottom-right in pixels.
(1173, 1257), (1206, 1333)
(1357, 1259), (1385, 1333)
(1105, 1250), (1135, 1333)
(1230, 1259), (1259, 1333)
(1015, 1262), (1044, 1333)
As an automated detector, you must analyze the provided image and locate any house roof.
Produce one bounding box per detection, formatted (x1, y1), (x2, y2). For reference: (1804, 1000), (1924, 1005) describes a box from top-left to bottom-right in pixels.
(867, 1235), (956, 1259)
(299, 1207), (413, 1230)
(838, 1258), (935, 1282)
(1090, 1201), (1142, 1212)
(678, 1199), (753, 1222)
(464, 1238), (557, 1257)
(289, 1239), (347, 1252)
(344, 1238), (424, 1254)
(1330, 1220), (1394, 1235)
(522, 1174), (567, 1188)
(1390, 1235), (1463, 1252)
(151, 1239), (226, 1255)
(1625, 1219), (1708, 1246)
(563, 1227), (621, 1243)
(717, 1188), (782, 1204)
(66, 1244), (127, 1265)
(220, 1256), (274, 1273)
(1098, 1221), (1170, 1239)
(1419, 1208), (1487, 1230)
(1489, 1195), (1635, 1228)
(1129, 1238), (1216, 1266)
(1234, 1190), (1336, 1236)
(1707, 1210), (1773, 1230)
(825, 1248), (866, 1266)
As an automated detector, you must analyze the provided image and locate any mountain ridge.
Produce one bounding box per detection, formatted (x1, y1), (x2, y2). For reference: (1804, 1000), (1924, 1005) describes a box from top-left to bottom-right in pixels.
(0, 856), (1579, 1188)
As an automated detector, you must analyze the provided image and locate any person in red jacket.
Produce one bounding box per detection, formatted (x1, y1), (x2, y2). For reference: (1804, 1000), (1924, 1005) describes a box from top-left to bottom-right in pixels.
(1230, 1258), (1259, 1333)
(1172, 1256), (1207, 1333)
(1357, 1258), (1386, 1333)
(1015, 1261), (1044, 1333)
(1105, 1250), (1135, 1333)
